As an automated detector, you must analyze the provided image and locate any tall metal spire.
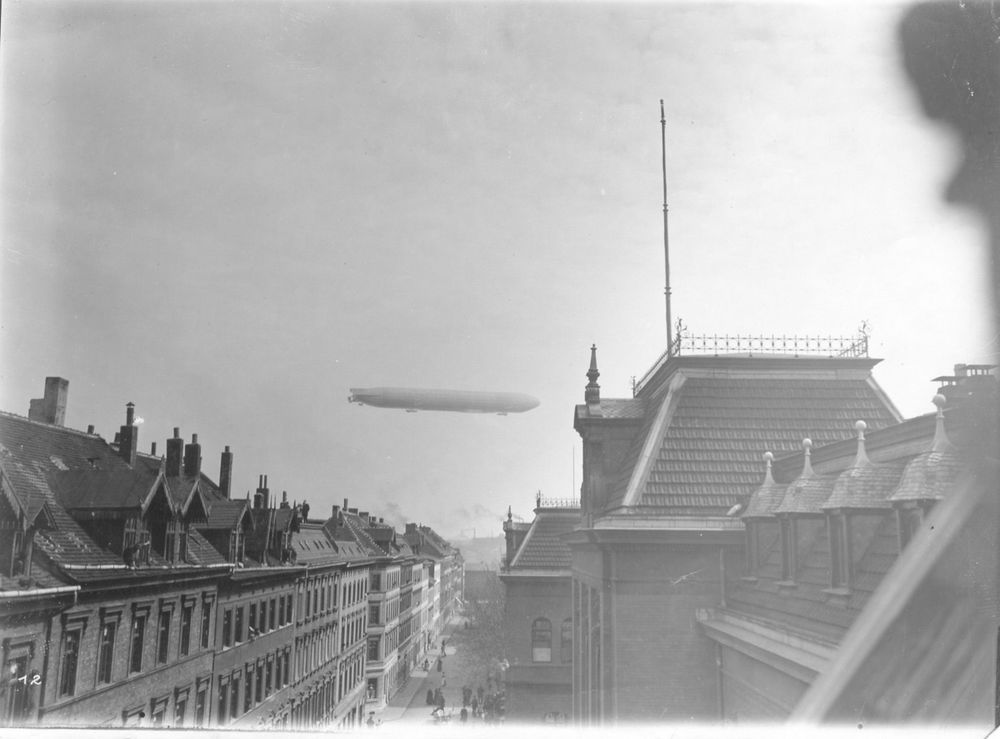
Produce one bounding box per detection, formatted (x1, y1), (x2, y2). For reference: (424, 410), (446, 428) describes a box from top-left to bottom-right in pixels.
(661, 99), (673, 354)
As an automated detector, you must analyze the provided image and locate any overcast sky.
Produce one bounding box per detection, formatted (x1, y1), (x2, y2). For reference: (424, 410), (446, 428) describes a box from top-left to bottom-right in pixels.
(1, 1), (994, 541)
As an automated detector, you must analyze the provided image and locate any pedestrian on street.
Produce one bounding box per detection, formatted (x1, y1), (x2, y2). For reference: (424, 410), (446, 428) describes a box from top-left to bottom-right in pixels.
(460, 707), (468, 723)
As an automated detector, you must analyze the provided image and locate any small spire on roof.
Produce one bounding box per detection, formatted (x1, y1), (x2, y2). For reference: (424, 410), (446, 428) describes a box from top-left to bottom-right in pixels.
(801, 438), (814, 478)
(853, 419), (870, 466)
(585, 344), (601, 406)
(930, 393), (954, 452)
(763, 450), (775, 485)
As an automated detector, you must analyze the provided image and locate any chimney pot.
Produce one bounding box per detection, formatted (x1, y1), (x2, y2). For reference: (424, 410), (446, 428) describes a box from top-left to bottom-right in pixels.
(151, 442), (157, 455)
(87, 424), (95, 434)
(173, 427), (180, 439)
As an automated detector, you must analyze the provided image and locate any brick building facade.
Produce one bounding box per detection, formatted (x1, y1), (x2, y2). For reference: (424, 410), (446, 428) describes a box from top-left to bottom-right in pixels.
(0, 378), (459, 729)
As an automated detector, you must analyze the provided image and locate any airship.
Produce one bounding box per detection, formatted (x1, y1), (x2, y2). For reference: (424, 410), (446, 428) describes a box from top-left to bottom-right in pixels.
(348, 387), (540, 415)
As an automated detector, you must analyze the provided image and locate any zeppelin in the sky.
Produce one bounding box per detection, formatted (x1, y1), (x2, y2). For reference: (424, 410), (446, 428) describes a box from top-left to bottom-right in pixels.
(348, 387), (540, 414)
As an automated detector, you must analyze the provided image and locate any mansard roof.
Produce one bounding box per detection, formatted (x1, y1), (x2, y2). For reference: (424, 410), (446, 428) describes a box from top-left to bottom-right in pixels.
(585, 355), (900, 521)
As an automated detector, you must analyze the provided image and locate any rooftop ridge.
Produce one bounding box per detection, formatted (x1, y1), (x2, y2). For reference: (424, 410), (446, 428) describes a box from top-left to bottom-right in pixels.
(0, 409), (105, 440)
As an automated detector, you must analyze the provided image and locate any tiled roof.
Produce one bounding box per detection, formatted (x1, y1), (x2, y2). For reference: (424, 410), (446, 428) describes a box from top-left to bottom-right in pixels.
(509, 509), (578, 570)
(822, 460), (910, 511)
(742, 463), (785, 519)
(292, 525), (345, 565)
(200, 498), (250, 529)
(604, 371), (899, 518)
(0, 411), (131, 518)
(575, 398), (648, 421)
(774, 474), (837, 515)
(890, 449), (964, 503)
(48, 466), (155, 510)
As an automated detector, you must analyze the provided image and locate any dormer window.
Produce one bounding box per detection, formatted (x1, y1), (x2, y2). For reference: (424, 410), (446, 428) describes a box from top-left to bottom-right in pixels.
(164, 519), (178, 562)
(897, 504), (924, 549)
(828, 513), (849, 589)
(123, 516), (150, 567)
(779, 517), (796, 582)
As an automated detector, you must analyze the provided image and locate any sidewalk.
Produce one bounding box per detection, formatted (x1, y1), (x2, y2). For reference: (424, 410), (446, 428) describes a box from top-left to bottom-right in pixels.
(375, 614), (471, 726)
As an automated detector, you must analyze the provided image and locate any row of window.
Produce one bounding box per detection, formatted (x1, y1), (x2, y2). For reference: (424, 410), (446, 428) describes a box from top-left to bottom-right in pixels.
(745, 508), (916, 589)
(222, 595), (292, 648)
(341, 611), (366, 652)
(122, 514), (189, 567)
(369, 595), (400, 625)
(370, 568), (400, 593)
(122, 677), (210, 727)
(216, 646), (292, 725)
(295, 623), (339, 682)
(60, 596), (215, 700)
(338, 647), (365, 704)
(366, 624), (400, 663)
(530, 617), (572, 664)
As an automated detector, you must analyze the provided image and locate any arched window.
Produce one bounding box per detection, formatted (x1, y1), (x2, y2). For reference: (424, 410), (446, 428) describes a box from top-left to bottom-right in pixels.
(560, 618), (572, 663)
(531, 618), (552, 662)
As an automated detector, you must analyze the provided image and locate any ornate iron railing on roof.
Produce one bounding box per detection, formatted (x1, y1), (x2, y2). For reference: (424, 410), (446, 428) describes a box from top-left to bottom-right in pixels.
(535, 494), (580, 509)
(636, 321), (871, 395)
(669, 319), (870, 359)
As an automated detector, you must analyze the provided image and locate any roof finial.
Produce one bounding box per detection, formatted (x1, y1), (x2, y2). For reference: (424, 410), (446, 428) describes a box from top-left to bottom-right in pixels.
(801, 438), (814, 478)
(930, 393), (954, 452)
(854, 420), (870, 466)
(763, 450), (775, 485)
(585, 344), (601, 405)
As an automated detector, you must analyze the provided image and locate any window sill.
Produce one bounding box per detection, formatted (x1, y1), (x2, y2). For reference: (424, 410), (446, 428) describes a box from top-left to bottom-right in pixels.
(821, 587), (850, 596)
(822, 587), (851, 606)
(739, 576), (758, 584)
(776, 580), (797, 591)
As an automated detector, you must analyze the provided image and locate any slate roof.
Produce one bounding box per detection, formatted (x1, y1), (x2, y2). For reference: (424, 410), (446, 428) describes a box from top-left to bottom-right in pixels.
(725, 388), (988, 660)
(509, 509), (578, 570)
(292, 524), (346, 565)
(0, 411), (133, 519)
(573, 398), (648, 421)
(741, 458), (785, 519)
(597, 362), (901, 519)
(201, 498), (250, 529)
(774, 473), (838, 515)
(790, 456), (999, 725)
(822, 459), (910, 511)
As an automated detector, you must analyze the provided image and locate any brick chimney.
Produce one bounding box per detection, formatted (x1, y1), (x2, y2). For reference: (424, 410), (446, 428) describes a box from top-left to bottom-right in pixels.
(29, 377), (69, 426)
(219, 446), (234, 499)
(183, 434), (201, 476)
(118, 402), (138, 467)
(280, 491), (289, 509)
(166, 428), (184, 476)
(254, 475), (269, 510)
(406, 523), (417, 535)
